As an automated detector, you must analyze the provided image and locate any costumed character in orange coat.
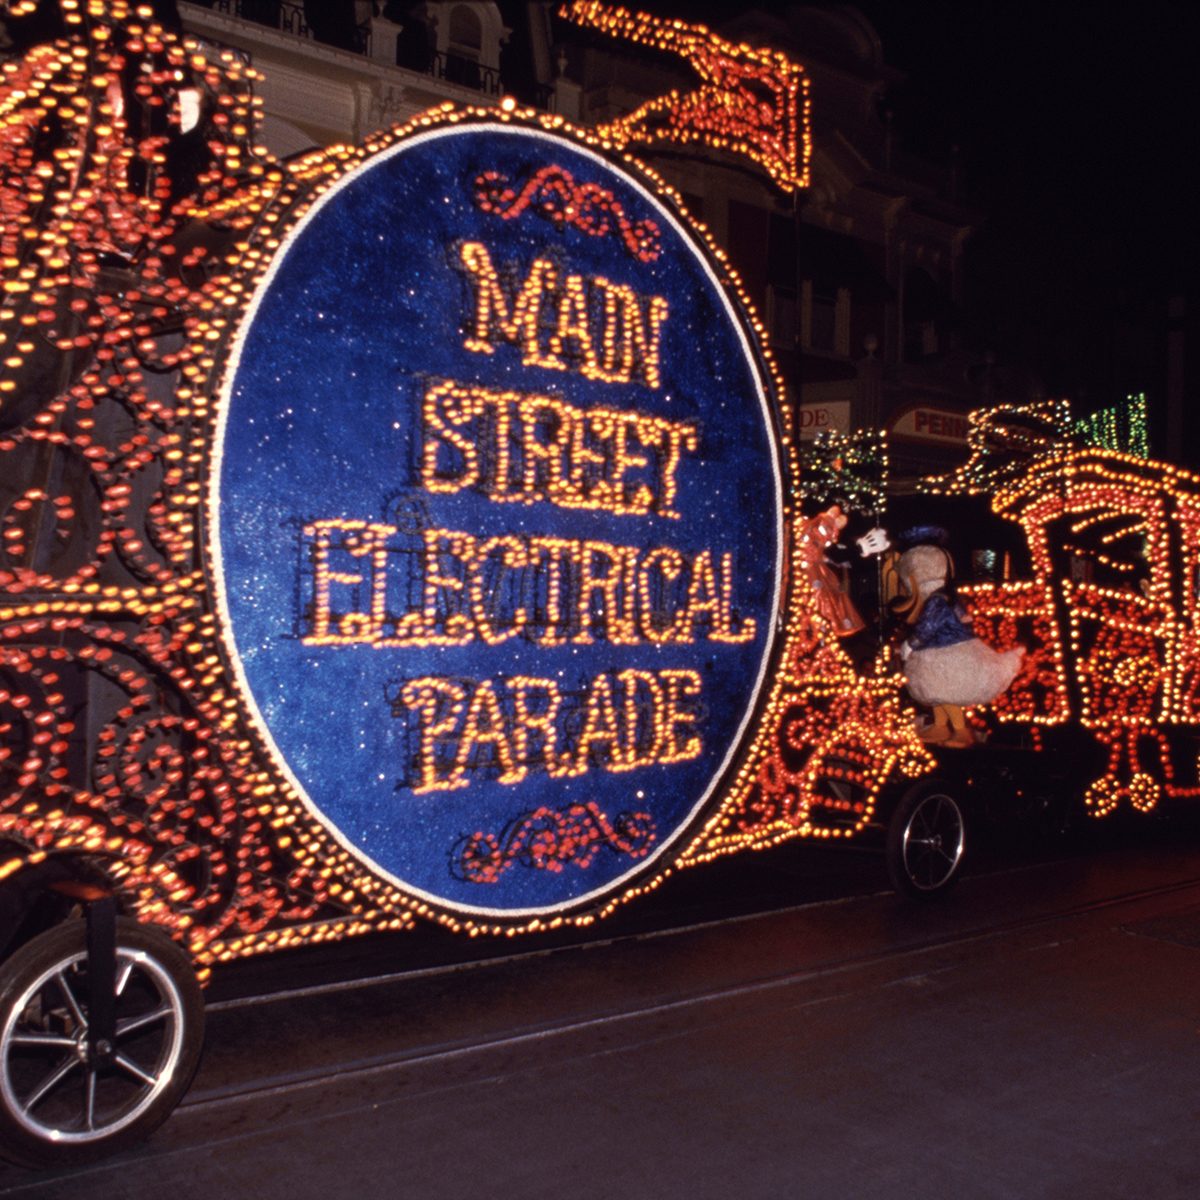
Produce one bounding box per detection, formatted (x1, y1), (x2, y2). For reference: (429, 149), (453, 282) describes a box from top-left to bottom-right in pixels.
(799, 504), (867, 638)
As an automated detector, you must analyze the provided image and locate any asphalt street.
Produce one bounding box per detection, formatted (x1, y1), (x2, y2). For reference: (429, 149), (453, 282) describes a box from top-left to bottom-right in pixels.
(2, 819), (1200, 1200)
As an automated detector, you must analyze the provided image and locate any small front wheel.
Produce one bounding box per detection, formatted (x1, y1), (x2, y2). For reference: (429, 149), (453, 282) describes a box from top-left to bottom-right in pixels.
(886, 781), (966, 899)
(0, 918), (204, 1168)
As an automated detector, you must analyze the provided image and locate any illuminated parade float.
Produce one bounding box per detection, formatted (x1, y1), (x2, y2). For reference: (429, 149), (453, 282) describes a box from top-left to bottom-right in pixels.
(0, 0), (1196, 1166)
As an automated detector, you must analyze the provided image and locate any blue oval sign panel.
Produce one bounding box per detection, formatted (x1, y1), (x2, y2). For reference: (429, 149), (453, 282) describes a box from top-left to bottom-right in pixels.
(211, 118), (783, 919)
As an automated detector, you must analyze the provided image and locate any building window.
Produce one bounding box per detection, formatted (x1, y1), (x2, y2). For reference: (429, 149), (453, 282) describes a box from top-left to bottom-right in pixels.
(810, 285), (837, 352)
(802, 282), (850, 356)
(449, 6), (482, 56)
(767, 285), (797, 349)
(905, 320), (939, 360)
(445, 6), (483, 86)
(903, 266), (951, 362)
(399, 2), (505, 94)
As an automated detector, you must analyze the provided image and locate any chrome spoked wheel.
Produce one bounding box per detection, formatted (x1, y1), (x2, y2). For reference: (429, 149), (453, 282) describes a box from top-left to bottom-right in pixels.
(887, 782), (966, 898)
(0, 920), (203, 1167)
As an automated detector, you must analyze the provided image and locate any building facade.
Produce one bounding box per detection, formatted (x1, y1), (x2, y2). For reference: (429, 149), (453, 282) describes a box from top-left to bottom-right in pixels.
(179, 0), (986, 481)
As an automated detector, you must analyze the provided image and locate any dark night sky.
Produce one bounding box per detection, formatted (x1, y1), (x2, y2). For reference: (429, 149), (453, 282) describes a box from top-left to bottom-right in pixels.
(858, 1), (1199, 405)
(644, 1), (1199, 417)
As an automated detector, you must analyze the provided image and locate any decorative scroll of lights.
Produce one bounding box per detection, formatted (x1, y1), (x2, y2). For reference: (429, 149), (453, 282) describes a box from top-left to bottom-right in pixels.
(919, 398), (1079, 500)
(1075, 393), (1150, 459)
(0, 1), (928, 970)
(796, 428), (890, 516)
(560, 0), (812, 192)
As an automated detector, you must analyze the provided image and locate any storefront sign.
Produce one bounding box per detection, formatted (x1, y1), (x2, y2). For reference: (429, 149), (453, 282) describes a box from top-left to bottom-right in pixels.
(796, 400), (851, 439)
(890, 403), (971, 447)
(211, 119), (784, 920)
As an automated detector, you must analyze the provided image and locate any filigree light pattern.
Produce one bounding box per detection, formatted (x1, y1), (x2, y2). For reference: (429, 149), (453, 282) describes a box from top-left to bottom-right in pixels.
(0, 1), (926, 964)
(962, 447), (1200, 815)
(561, 0), (811, 192)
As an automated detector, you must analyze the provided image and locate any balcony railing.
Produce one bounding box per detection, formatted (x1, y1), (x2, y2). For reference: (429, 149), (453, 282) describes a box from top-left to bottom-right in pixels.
(428, 51), (500, 96)
(196, 1), (554, 108)
(208, 1), (371, 57)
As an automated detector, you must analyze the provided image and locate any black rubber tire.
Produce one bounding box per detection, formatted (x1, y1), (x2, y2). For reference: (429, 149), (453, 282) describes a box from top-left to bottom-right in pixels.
(0, 918), (204, 1168)
(886, 780), (967, 899)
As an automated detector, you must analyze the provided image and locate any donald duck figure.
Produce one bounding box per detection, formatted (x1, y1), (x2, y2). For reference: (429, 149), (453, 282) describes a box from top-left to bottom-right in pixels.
(894, 528), (1025, 747)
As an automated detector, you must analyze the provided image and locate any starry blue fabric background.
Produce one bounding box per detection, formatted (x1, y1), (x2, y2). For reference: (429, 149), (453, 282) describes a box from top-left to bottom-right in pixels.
(216, 124), (782, 916)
